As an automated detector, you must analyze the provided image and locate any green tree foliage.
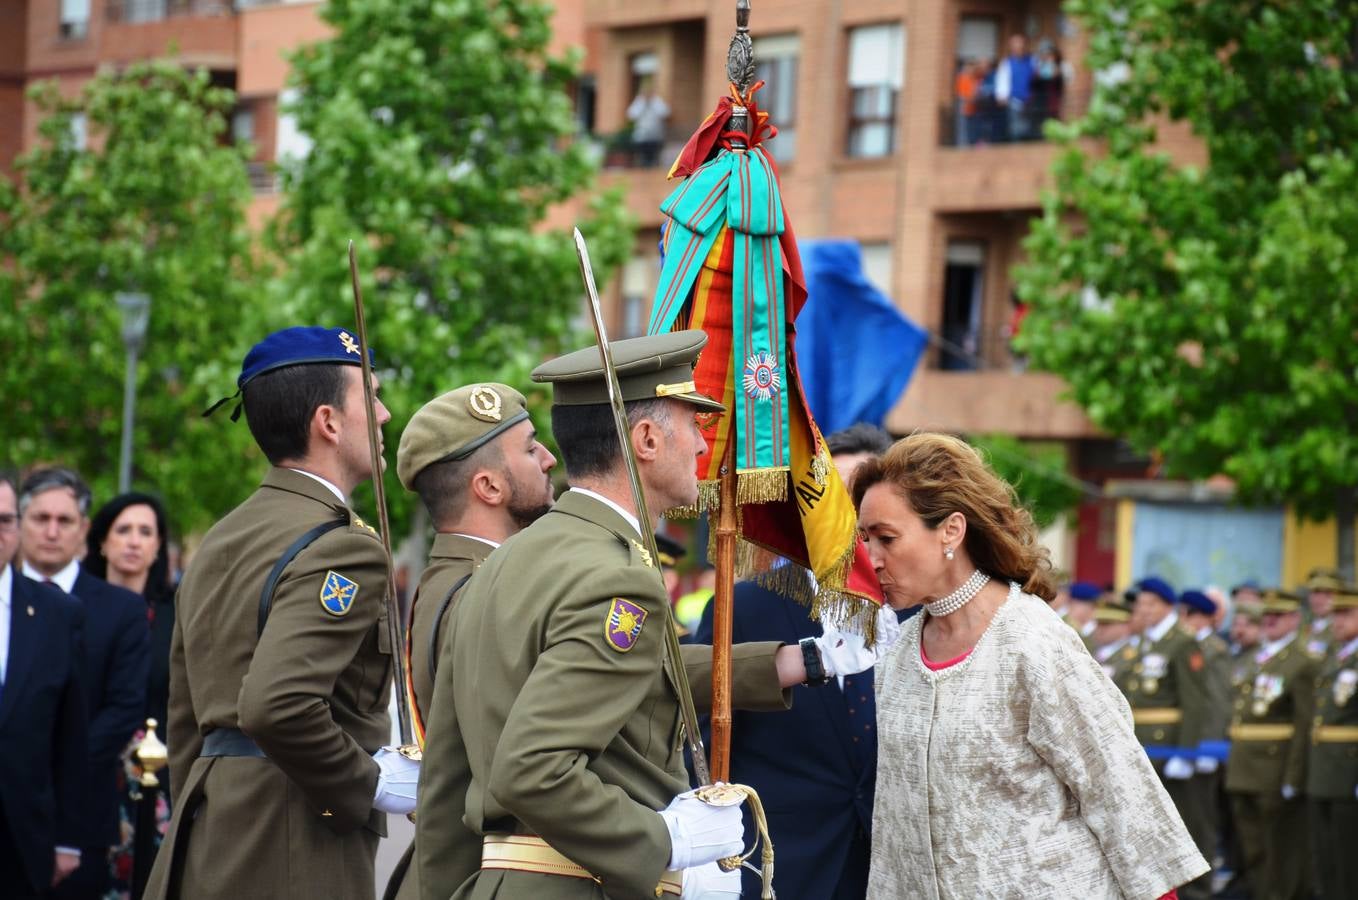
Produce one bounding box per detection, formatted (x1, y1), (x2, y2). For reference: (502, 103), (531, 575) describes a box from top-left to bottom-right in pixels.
(1, 61), (259, 531)
(269, 0), (634, 524)
(1017, 0), (1358, 570)
(969, 434), (1086, 530)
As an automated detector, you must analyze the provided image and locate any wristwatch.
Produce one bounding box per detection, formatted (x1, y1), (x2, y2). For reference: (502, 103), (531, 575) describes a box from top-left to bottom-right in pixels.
(799, 637), (831, 686)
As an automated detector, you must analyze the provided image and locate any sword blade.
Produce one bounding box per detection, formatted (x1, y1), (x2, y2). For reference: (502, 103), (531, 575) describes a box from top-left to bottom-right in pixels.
(572, 228), (711, 786)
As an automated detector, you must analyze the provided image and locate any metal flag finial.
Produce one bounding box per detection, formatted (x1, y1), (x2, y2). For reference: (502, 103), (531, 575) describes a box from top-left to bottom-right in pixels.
(726, 0), (755, 149)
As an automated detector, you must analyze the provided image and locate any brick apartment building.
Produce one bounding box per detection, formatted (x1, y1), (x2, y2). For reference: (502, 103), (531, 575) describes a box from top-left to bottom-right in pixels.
(6, 0), (1213, 582)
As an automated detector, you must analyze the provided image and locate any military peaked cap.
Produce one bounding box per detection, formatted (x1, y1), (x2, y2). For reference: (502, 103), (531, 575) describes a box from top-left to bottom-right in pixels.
(1259, 589), (1302, 614)
(532, 330), (725, 412)
(397, 383), (531, 489)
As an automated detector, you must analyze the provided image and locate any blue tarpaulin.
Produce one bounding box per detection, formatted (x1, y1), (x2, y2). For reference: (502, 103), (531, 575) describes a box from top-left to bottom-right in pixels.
(795, 240), (927, 434)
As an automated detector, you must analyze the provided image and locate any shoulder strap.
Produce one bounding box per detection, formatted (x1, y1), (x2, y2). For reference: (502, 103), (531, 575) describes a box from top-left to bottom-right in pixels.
(257, 517), (349, 637)
(428, 573), (473, 683)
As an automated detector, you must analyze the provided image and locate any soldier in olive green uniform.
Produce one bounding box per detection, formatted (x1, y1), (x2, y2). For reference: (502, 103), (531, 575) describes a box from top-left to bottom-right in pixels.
(1091, 597), (1137, 690)
(414, 332), (851, 900)
(146, 327), (419, 900)
(383, 383), (556, 900)
(1307, 586), (1358, 898)
(1123, 576), (1214, 900)
(1225, 589), (1320, 900)
(1303, 568), (1342, 657)
(1178, 590), (1233, 900)
(1066, 581), (1101, 653)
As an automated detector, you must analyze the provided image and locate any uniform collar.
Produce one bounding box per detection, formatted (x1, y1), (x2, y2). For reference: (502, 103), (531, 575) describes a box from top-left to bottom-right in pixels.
(21, 558), (79, 593)
(1146, 610), (1179, 643)
(1257, 631), (1296, 662)
(1195, 625), (1213, 642)
(286, 467), (347, 504)
(262, 467), (350, 511)
(433, 532), (499, 557)
(1095, 637), (1127, 662)
(567, 487), (642, 539)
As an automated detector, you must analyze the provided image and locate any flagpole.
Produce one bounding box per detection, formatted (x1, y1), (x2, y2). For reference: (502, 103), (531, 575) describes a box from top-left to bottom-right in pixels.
(709, 0), (755, 784)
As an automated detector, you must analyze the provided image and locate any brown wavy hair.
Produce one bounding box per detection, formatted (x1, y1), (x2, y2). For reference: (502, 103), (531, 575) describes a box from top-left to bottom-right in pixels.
(852, 432), (1056, 601)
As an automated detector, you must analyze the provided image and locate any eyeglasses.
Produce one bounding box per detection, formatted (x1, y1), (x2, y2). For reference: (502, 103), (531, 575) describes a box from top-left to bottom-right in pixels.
(0, 513), (17, 531)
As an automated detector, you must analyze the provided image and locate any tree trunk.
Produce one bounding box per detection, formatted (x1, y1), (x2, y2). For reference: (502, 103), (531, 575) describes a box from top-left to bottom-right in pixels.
(1338, 487), (1356, 582)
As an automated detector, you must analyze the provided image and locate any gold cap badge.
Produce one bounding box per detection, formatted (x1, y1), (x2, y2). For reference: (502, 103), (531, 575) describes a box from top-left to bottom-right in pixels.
(468, 385), (503, 422)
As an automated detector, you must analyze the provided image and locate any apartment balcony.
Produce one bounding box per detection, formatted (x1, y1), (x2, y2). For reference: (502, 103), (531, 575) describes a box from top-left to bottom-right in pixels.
(103, 0), (238, 69)
(887, 369), (1096, 440)
(584, 0), (709, 28)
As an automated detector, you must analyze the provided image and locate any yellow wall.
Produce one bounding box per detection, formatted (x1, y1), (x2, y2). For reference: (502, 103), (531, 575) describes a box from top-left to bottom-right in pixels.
(1282, 509), (1358, 588)
(1115, 498), (1135, 590)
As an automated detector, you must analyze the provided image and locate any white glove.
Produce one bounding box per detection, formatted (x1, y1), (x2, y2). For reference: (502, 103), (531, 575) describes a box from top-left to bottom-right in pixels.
(1194, 756), (1219, 774)
(1281, 784), (1297, 801)
(372, 746), (420, 815)
(1163, 756), (1194, 780)
(681, 861), (743, 898)
(816, 605), (902, 678)
(658, 789), (744, 870)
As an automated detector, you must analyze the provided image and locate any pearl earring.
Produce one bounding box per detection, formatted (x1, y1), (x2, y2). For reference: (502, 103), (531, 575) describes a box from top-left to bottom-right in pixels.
(944, 547), (955, 561)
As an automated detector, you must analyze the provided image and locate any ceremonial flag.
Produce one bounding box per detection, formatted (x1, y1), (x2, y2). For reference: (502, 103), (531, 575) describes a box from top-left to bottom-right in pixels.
(796, 239), (928, 434)
(649, 85), (883, 627)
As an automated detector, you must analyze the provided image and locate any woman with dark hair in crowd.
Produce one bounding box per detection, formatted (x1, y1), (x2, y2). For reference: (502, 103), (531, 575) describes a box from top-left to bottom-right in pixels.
(853, 433), (1207, 899)
(86, 491), (175, 898)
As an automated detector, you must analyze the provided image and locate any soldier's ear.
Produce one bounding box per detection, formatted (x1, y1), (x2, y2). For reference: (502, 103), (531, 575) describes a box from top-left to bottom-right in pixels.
(469, 469), (505, 507)
(630, 418), (662, 462)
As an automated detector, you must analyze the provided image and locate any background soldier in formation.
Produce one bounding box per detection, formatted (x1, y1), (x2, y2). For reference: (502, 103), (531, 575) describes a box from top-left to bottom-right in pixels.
(1091, 596), (1137, 690)
(144, 327), (418, 900)
(385, 382), (557, 899)
(1178, 589), (1231, 897)
(1303, 568), (1342, 657)
(1306, 586), (1358, 899)
(1124, 576), (1214, 900)
(1224, 589), (1319, 900)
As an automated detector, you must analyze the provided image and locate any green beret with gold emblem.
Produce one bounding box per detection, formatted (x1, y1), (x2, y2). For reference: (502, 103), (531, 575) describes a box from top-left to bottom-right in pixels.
(531, 330), (725, 412)
(397, 383), (531, 489)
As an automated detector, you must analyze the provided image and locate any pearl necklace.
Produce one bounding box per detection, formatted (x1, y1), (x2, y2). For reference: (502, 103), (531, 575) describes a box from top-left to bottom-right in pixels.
(925, 569), (990, 618)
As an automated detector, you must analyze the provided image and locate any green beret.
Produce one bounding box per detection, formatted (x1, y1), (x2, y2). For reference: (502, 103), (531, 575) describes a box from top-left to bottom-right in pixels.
(531, 330), (725, 412)
(397, 383), (530, 489)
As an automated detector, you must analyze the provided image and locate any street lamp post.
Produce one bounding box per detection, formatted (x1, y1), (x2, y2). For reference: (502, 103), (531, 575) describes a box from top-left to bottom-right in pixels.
(116, 292), (151, 494)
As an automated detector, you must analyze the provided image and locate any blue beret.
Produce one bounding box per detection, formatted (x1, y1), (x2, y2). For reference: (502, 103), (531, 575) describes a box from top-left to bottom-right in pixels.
(1068, 581), (1101, 602)
(238, 326), (374, 388)
(1179, 589), (1217, 616)
(1135, 576), (1177, 605)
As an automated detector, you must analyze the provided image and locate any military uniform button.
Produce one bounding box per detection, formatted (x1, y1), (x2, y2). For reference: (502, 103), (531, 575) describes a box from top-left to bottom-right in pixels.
(321, 809), (334, 817)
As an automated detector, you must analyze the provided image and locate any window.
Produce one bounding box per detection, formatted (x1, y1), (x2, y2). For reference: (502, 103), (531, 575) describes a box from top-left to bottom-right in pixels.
(275, 90), (313, 166)
(939, 241), (985, 370)
(69, 113), (87, 151)
(59, 0), (90, 39)
(846, 23), (905, 158)
(620, 250), (661, 339)
(753, 34), (800, 164)
(231, 106), (255, 144)
(859, 241), (893, 294)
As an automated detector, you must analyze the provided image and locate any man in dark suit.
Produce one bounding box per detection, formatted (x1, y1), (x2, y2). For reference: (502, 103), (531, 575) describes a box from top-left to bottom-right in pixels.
(0, 471), (88, 898)
(694, 424), (906, 900)
(18, 467), (148, 900)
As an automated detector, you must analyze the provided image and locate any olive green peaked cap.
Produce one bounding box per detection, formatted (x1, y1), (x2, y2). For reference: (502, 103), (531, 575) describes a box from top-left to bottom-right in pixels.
(531, 330), (725, 412)
(397, 383), (530, 489)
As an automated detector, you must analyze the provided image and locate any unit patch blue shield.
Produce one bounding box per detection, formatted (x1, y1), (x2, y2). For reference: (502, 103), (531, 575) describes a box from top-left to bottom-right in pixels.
(320, 570), (359, 617)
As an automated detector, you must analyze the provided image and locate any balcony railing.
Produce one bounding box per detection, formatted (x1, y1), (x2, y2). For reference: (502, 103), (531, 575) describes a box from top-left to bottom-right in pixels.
(106, 0), (235, 24)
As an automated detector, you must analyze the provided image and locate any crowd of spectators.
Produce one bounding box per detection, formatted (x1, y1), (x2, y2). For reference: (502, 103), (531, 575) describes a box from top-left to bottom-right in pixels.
(953, 33), (1070, 147)
(0, 466), (177, 899)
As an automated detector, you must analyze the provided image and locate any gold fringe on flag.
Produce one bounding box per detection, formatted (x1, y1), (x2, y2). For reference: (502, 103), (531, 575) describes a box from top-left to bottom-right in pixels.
(736, 468), (790, 505)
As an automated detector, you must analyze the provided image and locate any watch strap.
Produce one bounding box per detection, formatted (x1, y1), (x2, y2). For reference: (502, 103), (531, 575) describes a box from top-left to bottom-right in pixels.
(799, 637), (830, 686)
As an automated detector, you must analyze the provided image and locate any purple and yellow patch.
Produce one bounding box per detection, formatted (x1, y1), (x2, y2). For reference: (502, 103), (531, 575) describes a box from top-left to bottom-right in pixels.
(605, 597), (648, 652)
